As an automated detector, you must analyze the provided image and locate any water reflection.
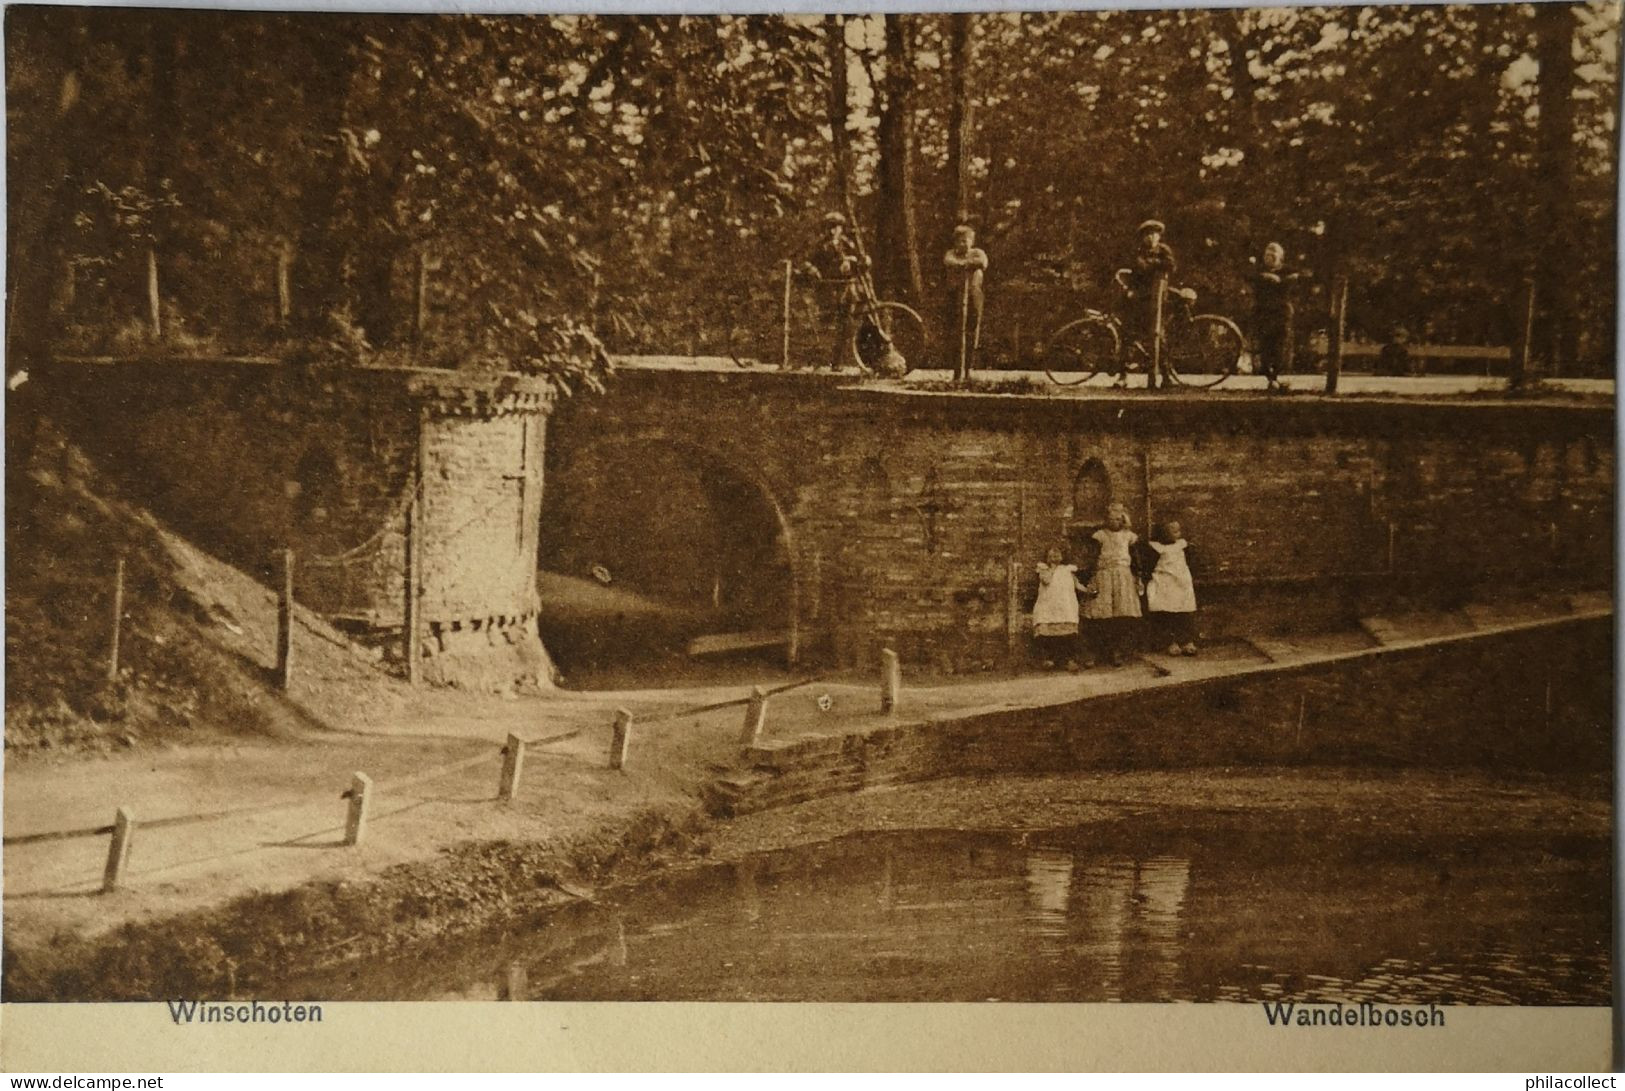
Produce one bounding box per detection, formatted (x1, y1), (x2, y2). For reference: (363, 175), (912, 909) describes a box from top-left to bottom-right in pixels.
(273, 822), (1610, 1004)
(1022, 849), (1073, 933)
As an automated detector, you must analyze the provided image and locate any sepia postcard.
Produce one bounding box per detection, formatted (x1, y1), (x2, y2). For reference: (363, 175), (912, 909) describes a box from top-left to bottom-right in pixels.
(1, 0), (1617, 1073)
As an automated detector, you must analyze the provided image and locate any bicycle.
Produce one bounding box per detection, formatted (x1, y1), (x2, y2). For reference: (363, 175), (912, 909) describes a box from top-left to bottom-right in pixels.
(851, 294), (929, 374)
(1042, 273), (1246, 389)
(835, 202), (931, 375)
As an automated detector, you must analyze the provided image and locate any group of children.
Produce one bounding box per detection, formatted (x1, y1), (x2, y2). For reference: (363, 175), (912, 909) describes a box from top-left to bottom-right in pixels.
(1030, 504), (1198, 671)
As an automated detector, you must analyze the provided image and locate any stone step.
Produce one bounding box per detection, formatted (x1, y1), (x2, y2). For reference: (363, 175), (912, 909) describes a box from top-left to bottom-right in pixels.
(1357, 616), (1405, 646)
(1245, 637), (1301, 663)
(1566, 590), (1613, 615)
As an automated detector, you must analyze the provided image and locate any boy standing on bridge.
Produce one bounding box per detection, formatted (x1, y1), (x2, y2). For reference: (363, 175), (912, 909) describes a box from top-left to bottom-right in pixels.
(801, 212), (868, 371)
(1251, 242), (1307, 391)
(943, 224), (989, 379)
(1118, 220), (1177, 388)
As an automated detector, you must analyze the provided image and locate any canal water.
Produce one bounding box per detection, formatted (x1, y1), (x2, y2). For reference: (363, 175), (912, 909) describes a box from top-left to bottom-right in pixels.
(281, 818), (1610, 1003)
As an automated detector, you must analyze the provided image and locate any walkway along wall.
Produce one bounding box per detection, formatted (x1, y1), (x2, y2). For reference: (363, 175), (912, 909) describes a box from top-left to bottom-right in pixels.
(547, 367), (1614, 670)
(707, 613), (1613, 816)
(46, 358), (554, 688)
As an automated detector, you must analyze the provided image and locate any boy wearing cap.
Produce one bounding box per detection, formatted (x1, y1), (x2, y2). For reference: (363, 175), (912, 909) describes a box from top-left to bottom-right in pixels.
(1116, 220), (1177, 387)
(801, 211), (868, 370)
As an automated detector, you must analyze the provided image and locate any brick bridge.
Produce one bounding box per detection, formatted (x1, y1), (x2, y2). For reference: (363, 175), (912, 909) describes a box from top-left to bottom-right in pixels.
(46, 356), (1614, 685)
(545, 360), (1613, 673)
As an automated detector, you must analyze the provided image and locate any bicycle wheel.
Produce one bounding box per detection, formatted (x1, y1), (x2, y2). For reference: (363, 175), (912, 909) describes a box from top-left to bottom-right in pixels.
(1165, 314), (1245, 389)
(853, 301), (929, 375)
(1042, 316), (1119, 386)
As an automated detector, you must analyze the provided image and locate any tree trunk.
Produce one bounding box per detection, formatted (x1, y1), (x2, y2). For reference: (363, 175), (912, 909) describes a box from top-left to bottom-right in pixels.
(875, 13), (923, 306)
(824, 15), (851, 210)
(1534, 1), (1578, 375)
(1222, 9), (1264, 237)
(292, 22), (358, 340)
(5, 11), (95, 536)
(946, 13), (973, 223)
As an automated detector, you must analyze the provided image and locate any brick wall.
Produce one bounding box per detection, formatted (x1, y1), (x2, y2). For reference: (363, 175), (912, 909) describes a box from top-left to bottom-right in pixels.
(549, 370), (1614, 671)
(48, 358), (555, 688)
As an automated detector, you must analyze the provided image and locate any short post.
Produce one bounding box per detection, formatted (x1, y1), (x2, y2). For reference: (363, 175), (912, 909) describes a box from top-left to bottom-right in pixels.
(1510, 276), (1535, 390)
(609, 708), (634, 771)
(498, 733), (526, 803)
(107, 556), (125, 684)
(275, 548), (294, 692)
(781, 259), (793, 370)
(504, 961), (528, 1002)
(1324, 274), (1348, 395)
(739, 686), (769, 748)
(146, 247), (161, 340)
(880, 647), (902, 714)
(275, 244), (292, 326)
(101, 807), (135, 893)
(403, 485), (422, 686)
(344, 772), (373, 846)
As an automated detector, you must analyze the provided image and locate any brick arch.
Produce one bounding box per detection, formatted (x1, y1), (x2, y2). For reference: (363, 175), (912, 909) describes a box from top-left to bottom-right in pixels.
(1070, 456), (1112, 525)
(551, 431), (803, 665)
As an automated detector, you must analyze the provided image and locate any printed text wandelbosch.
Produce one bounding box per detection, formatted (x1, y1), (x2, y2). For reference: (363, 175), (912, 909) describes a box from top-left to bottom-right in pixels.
(1262, 1002), (1445, 1028)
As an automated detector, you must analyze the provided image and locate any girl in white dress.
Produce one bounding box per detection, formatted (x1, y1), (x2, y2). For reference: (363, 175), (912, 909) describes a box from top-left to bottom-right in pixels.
(1031, 546), (1084, 670)
(1146, 519), (1198, 655)
(1083, 504), (1142, 666)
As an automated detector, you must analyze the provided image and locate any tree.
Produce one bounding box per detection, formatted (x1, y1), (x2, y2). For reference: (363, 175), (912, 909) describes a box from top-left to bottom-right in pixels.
(825, 15), (852, 209)
(874, 14), (924, 306)
(945, 13), (973, 223)
(1535, 1), (1580, 374)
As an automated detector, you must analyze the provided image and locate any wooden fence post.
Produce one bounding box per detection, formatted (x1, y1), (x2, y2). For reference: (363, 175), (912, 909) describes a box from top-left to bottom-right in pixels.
(1324, 274), (1348, 395)
(781, 259), (793, 370)
(404, 482), (422, 686)
(101, 807), (135, 893)
(276, 549), (294, 692)
(414, 250), (430, 341)
(609, 708), (634, 771)
(107, 557), (125, 684)
(880, 648), (902, 714)
(275, 245), (292, 326)
(498, 733), (525, 802)
(146, 248), (161, 340)
(1510, 276), (1535, 390)
(344, 773), (373, 846)
(739, 686), (769, 748)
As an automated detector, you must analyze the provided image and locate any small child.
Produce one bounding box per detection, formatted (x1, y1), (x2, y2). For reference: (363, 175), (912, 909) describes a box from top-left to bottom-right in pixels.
(1083, 504), (1143, 666)
(1031, 547), (1084, 670)
(1146, 520), (1198, 656)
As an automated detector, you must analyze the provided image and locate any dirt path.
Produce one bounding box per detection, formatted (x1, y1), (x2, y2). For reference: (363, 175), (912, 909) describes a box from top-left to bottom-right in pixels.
(3, 588), (1609, 986)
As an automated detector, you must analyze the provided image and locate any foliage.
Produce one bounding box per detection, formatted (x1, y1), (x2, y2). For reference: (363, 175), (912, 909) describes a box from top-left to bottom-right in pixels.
(5, 4), (1619, 379)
